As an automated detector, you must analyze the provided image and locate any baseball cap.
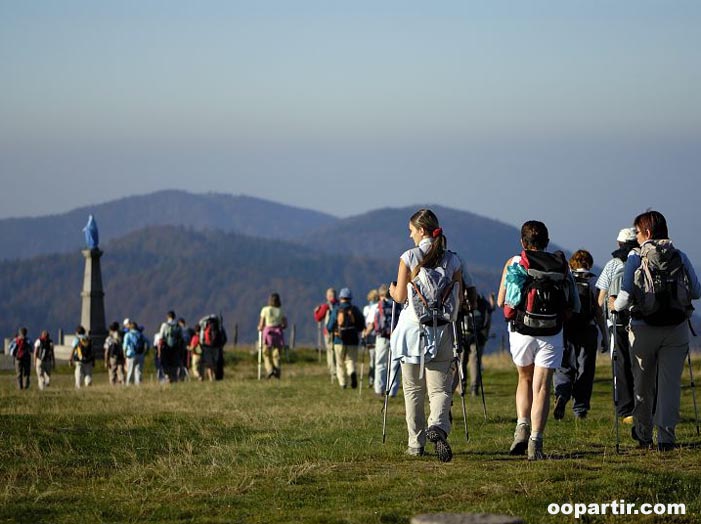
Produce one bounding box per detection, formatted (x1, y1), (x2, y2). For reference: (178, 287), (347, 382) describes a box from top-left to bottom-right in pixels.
(339, 287), (352, 299)
(617, 227), (636, 243)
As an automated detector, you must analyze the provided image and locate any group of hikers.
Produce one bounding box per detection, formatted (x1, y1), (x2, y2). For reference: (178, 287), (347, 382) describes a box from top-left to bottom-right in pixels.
(390, 209), (701, 461)
(8, 311), (228, 390)
(497, 211), (699, 460)
(314, 208), (700, 462)
(7, 208), (700, 464)
(314, 283), (495, 399)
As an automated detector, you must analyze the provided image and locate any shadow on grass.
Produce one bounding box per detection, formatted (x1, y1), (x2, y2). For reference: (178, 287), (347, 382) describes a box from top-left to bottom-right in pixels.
(459, 449), (604, 461)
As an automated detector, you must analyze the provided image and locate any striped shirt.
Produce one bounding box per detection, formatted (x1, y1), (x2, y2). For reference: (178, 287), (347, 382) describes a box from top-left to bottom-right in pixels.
(595, 258), (624, 293)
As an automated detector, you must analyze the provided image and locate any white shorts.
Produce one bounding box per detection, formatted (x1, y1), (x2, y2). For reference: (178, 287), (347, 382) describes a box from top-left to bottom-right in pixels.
(509, 329), (564, 369)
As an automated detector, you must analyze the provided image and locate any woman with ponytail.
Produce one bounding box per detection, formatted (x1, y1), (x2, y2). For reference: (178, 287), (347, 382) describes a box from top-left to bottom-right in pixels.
(389, 209), (470, 462)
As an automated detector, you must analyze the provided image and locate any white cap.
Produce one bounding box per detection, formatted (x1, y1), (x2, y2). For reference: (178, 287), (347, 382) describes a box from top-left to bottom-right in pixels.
(617, 227), (636, 243)
(123, 318), (131, 327)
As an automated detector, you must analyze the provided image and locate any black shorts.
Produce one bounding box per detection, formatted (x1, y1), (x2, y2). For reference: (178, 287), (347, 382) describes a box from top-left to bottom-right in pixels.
(201, 346), (219, 370)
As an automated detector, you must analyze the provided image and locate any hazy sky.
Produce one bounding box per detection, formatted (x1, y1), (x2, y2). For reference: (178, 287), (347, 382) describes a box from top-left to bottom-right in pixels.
(1, 1), (699, 268)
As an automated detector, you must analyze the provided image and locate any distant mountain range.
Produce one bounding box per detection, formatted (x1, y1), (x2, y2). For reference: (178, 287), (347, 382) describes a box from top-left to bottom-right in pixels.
(295, 205), (526, 273)
(0, 191), (338, 261)
(0, 190), (568, 345)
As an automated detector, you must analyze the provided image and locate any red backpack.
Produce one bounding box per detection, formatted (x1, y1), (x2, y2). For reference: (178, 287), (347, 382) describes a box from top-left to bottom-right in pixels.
(373, 298), (394, 338)
(13, 337), (29, 359)
(199, 315), (226, 347)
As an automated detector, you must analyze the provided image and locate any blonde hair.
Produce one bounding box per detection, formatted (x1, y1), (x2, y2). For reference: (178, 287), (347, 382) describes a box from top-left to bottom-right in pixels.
(367, 289), (378, 302)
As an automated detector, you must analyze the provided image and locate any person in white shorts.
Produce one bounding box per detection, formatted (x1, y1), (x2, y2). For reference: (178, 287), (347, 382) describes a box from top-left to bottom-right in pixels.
(497, 220), (579, 460)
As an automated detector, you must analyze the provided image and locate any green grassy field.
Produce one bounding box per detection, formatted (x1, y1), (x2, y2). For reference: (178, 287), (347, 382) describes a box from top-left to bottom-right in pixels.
(1, 348), (700, 524)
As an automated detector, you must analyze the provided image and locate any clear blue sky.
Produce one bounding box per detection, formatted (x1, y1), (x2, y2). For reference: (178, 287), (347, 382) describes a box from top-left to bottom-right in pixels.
(1, 0), (699, 268)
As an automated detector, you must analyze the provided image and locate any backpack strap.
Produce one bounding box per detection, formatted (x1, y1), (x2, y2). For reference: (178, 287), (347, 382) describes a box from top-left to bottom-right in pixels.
(441, 280), (457, 305)
(411, 282), (430, 309)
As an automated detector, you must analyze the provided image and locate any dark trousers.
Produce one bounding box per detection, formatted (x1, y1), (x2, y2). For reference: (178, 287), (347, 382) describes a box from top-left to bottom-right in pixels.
(15, 358), (31, 389)
(555, 325), (598, 415)
(612, 324), (635, 417)
(163, 365), (180, 383)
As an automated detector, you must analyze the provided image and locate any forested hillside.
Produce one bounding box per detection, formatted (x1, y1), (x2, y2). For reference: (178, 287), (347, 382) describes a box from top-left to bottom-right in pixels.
(0, 226), (501, 345)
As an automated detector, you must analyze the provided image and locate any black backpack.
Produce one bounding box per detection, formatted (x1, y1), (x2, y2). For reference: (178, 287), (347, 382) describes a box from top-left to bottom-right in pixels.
(466, 295), (492, 333)
(335, 305), (361, 345)
(163, 323), (184, 350)
(464, 295), (493, 345)
(566, 272), (596, 330)
(134, 332), (147, 355)
(77, 337), (94, 363)
(509, 250), (570, 337)
(37, 337), (53, 361)
(105, 335), (123, 359)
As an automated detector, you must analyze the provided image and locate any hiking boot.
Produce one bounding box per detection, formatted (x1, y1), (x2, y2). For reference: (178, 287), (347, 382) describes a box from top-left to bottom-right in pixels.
(350, 372), (358, 389)
(527, 438), (544, 461)
(406, 446), (424, 457)
(273, 367), (281, 379)
(574, 411), (587, 420)
(631, 427), (653, 449)
(509, 423), (530, 455)
(553, 396), (566, 420)
(658, 442), (675, 452)
(426, 426), (453, 463)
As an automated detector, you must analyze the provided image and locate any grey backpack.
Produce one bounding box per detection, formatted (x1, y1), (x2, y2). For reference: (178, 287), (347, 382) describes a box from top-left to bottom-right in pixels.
(632, 240), (693, 325)
(409, 255), (459, 329)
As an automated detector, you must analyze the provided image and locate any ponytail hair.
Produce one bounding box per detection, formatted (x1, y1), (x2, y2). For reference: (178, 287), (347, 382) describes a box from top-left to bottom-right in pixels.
(409, 208), (446, 278)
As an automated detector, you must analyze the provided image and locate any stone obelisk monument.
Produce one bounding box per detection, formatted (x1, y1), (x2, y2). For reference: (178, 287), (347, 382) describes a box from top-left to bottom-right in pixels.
(81, 215), (107, 350)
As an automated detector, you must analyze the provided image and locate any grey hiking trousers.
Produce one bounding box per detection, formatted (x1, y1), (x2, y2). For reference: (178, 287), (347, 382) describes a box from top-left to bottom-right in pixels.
(629, 321), (689, 445)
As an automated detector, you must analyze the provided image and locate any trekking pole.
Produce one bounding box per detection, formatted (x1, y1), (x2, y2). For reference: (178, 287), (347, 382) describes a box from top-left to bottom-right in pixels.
(453, 321), (470, 442)
(359, 337), (365, 398)
(468, 307), (487, 421)
(257, 330), (263, 381)
(686, 348), (700, 436)
(610, 310), (620, 454)
(286, 324), (295, 363)
(317, 322), (322, 363)
(382, 296), (397, 444)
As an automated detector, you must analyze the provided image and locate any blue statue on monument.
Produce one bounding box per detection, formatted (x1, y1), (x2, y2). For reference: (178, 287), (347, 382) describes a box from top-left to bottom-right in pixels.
(83, 215), (99, 249)
(80, 214), (107, 347)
